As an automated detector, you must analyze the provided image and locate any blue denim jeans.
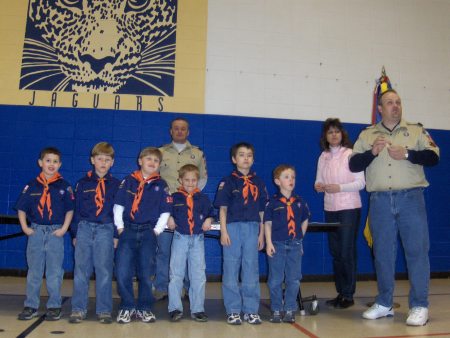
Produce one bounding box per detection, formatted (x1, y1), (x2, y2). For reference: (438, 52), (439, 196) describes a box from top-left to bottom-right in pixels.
(25, 223), (64, 309)
(115, 224), (157, 311)
(267, 239), (303, 312)
(369, 188), (430, 308)
(222, 221), (260, 314)
(71, 221), (114, 314)
(154, 230), (173, 292)
(325, 208), (361, 299)
(168, 231), (206, 314)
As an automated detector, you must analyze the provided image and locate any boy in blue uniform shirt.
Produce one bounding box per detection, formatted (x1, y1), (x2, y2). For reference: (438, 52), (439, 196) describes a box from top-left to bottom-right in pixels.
(69, 142), (120, 324)
(167, 164), (214, 322)
(16, 147), (74, 321)
(214, 142), (268, 325)
(264, 164), (310, 323)
(113, 147), (172, 324)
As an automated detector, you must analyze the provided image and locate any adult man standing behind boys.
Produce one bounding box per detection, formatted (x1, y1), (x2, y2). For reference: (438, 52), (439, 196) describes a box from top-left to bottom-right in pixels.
(349, 89), (439, 326)
(154, 117), (208, 299)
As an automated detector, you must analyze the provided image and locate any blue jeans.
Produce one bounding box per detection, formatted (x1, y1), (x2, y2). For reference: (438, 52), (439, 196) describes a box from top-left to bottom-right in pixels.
(168, 231), (206, 314)
(71, 221), (114, 314)
(267, 239), (303, 312)
(115, 224), (157, 311)
(25, 223), (64, 309)
(325, 208), (361, 299)
(222, 221), (260, 314)
(369, 188), (430, 308)
(154, 230), (173, 292)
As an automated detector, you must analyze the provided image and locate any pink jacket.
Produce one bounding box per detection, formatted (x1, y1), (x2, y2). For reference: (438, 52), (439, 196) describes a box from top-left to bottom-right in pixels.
(315, 146), (365, 212)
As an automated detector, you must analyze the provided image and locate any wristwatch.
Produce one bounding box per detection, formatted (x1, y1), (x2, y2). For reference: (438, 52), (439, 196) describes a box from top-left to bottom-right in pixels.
(404, 150), (409, 160)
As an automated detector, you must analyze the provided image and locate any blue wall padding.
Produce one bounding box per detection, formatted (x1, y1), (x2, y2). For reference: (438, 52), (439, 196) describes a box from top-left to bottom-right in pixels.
(0, 104), (448, 276)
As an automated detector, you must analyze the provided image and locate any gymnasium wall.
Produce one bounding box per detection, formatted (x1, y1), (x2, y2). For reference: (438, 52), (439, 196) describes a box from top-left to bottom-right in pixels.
(0, 105), (448, 276)
(0, 0), (449, 277)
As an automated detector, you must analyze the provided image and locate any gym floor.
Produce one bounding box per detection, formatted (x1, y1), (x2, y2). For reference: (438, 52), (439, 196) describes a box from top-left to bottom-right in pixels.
(1, 277), (449, 338)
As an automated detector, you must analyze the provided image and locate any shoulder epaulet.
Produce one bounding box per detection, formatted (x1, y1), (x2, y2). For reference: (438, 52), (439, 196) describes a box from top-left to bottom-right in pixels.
(365, 124), (376, 130)
(192, 144), (204, 152)
(406, 122), (423, 128)
(159, 143), (171, 149)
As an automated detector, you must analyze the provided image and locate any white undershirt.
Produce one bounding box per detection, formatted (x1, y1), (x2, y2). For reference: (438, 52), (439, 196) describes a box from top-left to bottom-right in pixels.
(173, 142), (187, 153)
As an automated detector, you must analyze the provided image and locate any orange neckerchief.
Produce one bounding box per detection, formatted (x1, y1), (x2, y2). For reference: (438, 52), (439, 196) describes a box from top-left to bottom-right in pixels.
(36, 172), (62, 220)
(87, 171), (106, 216)
(232, 171), (258, 205)
(178, 187), (201, 235)
(280, 196), (296, 238)
(130, 171), (160, 220)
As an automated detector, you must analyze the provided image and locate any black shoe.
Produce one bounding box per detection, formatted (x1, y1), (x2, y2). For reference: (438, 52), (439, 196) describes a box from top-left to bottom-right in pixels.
(336, 297), (354, 309)
(170, 310), (183, 322)
(45, 308), (62, 321)
(18, 307), (38, 320)
(191, 312), (208, 322)
(325, 295), (342, 307)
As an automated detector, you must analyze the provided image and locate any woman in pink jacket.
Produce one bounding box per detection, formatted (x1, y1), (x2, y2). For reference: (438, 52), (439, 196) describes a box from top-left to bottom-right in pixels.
(315, 118), (365, 309)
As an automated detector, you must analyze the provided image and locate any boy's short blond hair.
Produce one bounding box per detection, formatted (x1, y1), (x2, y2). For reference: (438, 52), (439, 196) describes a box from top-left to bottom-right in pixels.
(273, 164), (296, 180)
(91, 142), (115, 159)
(178, 164), (200, 179)
(139, 147), (162, 161)
(39, 147), (61, 160)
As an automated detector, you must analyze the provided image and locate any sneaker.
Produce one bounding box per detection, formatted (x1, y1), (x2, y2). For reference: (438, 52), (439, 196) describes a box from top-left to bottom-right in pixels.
(117, 309), (136, 324)
(362, 303), (394, 320)
(18, 307), (38, 320)
(45, 308), (62, 321)
(227, 313), (242, 325)
(244, 313), (262, 325)
(269, 310), (282, 323)
(69, 311), (86, 324)
(191, 312), (208, 322)
(283, 310), (295, 323)
(406, 307), (428, 326)
(136, 310), (156, 323)
(97, 312), (112, 324)
(169, 310), (183, 322)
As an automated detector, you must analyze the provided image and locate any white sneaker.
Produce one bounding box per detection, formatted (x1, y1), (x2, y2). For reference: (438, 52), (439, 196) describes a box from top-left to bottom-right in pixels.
(136, 310), (156, 323)
(406, 307), (428, 326)
(362, 303), (394, 319)
(227, 313), (242, 325)
(116, 309), (136, 324)
(244, 313), (262, 324)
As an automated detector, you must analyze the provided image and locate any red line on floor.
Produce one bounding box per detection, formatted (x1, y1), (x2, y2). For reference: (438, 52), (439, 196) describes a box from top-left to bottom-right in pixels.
(291, 322), (320, 338)
(366, 332), (450, 338)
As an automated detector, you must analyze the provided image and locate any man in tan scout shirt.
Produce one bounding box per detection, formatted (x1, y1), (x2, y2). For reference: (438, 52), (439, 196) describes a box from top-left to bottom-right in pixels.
(153, 117), (208, 300)
(159, 118), (207, 193)
(349, 89), (439, 327)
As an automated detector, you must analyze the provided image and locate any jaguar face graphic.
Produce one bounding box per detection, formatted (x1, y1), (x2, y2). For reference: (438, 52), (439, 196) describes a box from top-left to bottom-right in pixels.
(20, 0), (177, 95)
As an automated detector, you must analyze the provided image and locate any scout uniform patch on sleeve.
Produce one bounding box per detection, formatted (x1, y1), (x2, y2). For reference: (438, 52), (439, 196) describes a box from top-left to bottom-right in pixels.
(423, 128), (437, 147)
